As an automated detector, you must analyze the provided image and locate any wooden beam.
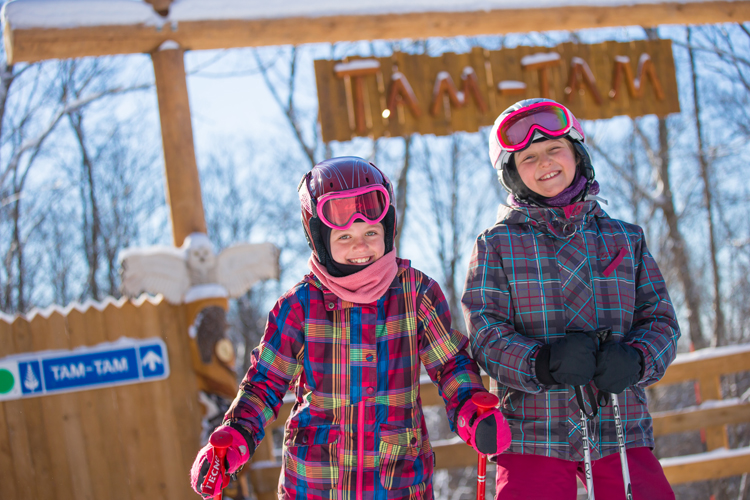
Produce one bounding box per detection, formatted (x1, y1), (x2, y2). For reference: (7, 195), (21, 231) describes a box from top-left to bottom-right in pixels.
(652, 348), (750, 387)
(652, 400), (750, 436)
(661, 446), (750, 484)
(150, 44), (207, 247)
(5, 2), (750, 64)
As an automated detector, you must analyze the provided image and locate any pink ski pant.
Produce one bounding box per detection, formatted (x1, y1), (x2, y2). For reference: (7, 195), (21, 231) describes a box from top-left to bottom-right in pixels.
(494, 447), (675, 500)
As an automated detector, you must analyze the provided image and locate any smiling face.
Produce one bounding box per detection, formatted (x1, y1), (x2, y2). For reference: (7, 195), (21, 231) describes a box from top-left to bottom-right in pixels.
(329, 222), (386, 266)
(513, 138), (578, 198)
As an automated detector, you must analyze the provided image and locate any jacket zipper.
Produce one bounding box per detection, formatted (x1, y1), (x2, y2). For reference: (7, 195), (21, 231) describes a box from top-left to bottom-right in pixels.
(357, 399), (365, 500)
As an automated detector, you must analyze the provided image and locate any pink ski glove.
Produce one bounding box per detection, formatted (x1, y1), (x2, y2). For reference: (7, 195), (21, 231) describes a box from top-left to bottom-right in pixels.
(456, 395), (512, 455)
(190, 426), (253, 498)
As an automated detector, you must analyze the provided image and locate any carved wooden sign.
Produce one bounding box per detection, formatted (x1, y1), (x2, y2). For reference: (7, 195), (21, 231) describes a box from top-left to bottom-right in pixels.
(315, 39), (679, 142)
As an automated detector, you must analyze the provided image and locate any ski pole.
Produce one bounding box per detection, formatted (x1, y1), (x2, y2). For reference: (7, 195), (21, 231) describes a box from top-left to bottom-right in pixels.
(201, 429), (233, 499)
(471, 392), (500, 500)
(575, 385), (598, 500)
(593, 328), (633, 500)
(610, 393), (633, 500)
(579, 402), (595, 500)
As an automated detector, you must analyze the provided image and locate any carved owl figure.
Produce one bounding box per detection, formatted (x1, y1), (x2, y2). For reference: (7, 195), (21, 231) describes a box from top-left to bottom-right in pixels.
(119, 232), (280, 304)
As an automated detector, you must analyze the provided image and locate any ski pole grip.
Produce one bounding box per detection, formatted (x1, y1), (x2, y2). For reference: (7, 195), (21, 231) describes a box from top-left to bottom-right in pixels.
(472, 392), (500, 415)
(201, 429), (233, 499)
(471, 393), (499, 500)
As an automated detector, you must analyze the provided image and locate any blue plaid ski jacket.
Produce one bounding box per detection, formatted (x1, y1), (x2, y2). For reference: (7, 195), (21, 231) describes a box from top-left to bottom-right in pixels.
(461, 200), (680, 461)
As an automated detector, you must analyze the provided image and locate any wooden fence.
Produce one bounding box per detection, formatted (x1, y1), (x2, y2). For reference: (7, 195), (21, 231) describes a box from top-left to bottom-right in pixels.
(248, 344), (750, 499)
(0, 296), (201, 500)
(652, 344), (750, 484)
(1, 295), (747, 499)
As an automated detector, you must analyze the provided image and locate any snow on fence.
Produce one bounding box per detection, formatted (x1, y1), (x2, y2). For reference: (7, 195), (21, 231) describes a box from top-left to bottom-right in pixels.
(0, 297), (202, 500)
(652, 344), (750, 485)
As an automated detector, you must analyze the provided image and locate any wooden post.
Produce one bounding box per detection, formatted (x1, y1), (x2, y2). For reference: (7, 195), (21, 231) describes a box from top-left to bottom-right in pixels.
(151, 43), (207, 247)
(698, 375), (729, 450)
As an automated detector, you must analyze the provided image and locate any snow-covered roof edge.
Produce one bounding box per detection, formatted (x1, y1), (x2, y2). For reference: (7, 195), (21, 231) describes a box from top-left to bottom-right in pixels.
(0, 293), (166, 325)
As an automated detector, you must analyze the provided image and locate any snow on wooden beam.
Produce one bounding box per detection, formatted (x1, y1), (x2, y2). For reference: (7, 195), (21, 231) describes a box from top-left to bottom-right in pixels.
(4, 1), (750, 64)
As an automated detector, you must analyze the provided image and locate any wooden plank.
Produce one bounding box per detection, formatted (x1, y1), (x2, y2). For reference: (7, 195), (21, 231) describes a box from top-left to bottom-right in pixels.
(661, 446), (750, 484)
(29, 313), (82, 500)
(151, 46), (206, 247)
(12, 316), (54, 500)
(102, 301), (156, 498)
(156, 300), (203, 500)
(654, 348), (750, 386)
(0, 316), (19, 499)
(433, 440), (480, 469)
(67, 306), (124, 500)
(698, 375), (728, 450)
(652, 400), (750, 436)
(7, 2), (750, 64)
(249, 461), (282, 500)
(141, 299), (197, 500)
(125, 300), (170, 499)
(156, 300), (203, 499)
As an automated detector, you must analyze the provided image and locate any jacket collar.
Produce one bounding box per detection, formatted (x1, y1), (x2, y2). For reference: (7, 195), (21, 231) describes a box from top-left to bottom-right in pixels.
(496, 200), (606, 239)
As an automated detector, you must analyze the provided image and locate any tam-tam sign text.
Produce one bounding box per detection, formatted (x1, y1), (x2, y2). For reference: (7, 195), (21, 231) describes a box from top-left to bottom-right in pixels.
(314, 39), (679, 142)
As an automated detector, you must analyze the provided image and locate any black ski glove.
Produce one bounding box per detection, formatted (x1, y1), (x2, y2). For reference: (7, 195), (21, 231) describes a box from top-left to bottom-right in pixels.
(593, 342), (644, 394)
(535, 331), (598, 387)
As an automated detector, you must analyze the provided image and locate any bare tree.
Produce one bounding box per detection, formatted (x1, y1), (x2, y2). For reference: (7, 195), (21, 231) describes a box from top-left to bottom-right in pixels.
(687, 27), (726, 347)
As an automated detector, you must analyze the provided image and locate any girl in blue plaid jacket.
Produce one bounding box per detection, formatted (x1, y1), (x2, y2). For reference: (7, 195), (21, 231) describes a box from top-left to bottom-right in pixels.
(462, 99), (680, 499)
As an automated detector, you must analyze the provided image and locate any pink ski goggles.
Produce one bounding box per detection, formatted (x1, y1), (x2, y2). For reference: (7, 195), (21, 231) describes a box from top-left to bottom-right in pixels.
(497, 101), (574, 152)
(316, 185), (390, 231)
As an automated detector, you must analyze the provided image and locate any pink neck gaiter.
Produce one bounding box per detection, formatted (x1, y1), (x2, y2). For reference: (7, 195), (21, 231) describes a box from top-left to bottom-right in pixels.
(308, 249), (398, 304)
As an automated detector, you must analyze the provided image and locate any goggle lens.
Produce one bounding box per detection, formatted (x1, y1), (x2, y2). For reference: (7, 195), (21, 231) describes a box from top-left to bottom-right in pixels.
(319, 189), (388, 229)
(499, 105), (569, 150)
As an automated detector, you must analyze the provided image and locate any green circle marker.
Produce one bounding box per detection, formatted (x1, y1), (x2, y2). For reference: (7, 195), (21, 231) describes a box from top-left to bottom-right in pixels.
(0, 368), (15, 394)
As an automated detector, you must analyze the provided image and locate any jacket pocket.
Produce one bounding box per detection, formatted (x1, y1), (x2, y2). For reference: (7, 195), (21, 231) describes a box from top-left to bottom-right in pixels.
(283, 426), (339, 491)
(378, 426), (430, 490)
(602, 247), (627, 277)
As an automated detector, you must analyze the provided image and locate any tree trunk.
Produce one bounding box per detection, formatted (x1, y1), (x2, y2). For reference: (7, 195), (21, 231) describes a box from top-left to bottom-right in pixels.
(446, 136), (462, 329)
(688, 27), (725, 347)
(643, 27), (706, 349)
(655, 117), (706, 349)
(394, 135), (412, 254)
(69, 112), (101, 300)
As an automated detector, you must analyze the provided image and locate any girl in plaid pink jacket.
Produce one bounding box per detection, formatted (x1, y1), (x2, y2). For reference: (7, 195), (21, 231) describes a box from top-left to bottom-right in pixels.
(190, 157), (511, 500)
(462, 99), (680, 499)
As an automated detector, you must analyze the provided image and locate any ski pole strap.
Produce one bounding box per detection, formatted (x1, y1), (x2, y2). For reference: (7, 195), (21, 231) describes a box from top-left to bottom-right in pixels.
(575, 385), (599, 419)
(596, 390), (610, 408)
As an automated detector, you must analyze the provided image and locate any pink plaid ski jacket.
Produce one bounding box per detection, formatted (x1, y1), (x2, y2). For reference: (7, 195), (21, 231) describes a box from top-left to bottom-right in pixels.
(225, 258), (487, 500)
(462, 201), (680, 462)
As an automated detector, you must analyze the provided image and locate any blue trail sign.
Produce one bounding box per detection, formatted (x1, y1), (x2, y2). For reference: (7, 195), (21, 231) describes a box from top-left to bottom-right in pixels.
(0, 338), (169, 401)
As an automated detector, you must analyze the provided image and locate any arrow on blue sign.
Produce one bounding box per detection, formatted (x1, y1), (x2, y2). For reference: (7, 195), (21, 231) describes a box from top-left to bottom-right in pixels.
(0, 338), (170, 401)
